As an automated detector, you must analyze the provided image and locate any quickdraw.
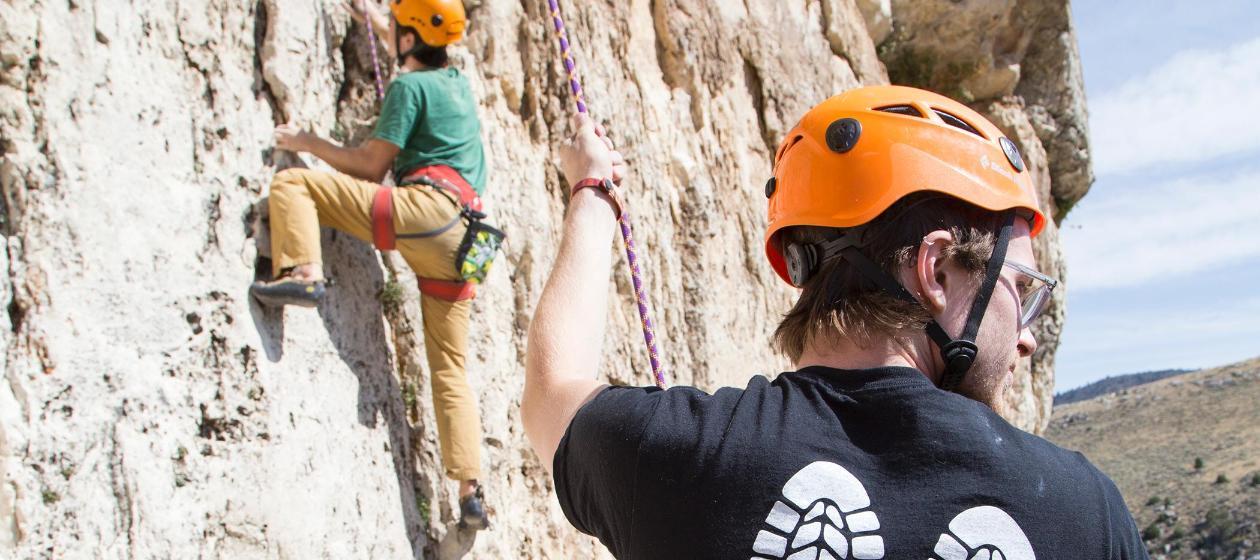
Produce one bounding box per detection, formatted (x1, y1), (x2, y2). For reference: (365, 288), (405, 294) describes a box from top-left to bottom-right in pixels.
(546, 0), (667, 389)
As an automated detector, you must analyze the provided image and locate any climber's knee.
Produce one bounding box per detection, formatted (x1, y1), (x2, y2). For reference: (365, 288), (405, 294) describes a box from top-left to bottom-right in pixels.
(270, 168), (314, 195)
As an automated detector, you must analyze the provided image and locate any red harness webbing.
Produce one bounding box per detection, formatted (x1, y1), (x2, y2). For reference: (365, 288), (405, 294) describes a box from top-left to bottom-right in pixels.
(370, 165), (482, 302)
(416, 278), (476, 301)
(371, 185), (397, 250)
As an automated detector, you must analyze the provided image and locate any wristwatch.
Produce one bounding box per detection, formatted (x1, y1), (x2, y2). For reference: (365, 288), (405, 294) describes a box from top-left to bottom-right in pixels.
(571, 177), (624, 218)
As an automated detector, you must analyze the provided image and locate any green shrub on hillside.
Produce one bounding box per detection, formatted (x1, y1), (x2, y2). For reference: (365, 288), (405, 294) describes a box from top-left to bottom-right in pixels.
(1196, 508), (1245, 557)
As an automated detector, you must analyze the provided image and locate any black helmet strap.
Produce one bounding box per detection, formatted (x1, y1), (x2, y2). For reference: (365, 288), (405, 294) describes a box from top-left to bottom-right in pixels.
(816, 211), (1016, 392)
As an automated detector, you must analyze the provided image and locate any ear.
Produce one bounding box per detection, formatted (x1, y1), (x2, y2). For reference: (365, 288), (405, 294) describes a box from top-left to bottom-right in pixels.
(914, 230), (955, 315)
(398, 29), (413, 52)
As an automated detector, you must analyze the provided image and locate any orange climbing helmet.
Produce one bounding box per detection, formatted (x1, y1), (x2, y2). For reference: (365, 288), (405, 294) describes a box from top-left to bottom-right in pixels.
(390, 0), (467, 47)
(764, 85), (1046, 286)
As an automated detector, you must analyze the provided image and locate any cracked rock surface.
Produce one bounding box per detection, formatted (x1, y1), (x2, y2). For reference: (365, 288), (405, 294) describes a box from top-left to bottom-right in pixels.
(1, 0), (1089, 557)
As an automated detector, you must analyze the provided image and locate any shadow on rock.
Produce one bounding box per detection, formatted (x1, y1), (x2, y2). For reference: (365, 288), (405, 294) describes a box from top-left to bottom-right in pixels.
(246, 197), (285, 361)
(435, 523), (480, 559)
(315, 228), (427, 559)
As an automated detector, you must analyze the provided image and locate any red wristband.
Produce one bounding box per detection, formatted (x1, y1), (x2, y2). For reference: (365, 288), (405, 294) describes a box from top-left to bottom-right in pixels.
(571, 177), (624, 218)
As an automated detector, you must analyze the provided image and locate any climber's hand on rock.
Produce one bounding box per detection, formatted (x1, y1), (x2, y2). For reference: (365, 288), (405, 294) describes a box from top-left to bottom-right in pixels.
(342, 0), (365, 23)
(342, 0), (384, 23)
(274, 123), (312, 153)
(343, 0), (390, 39)
(560, 113), (626, 189)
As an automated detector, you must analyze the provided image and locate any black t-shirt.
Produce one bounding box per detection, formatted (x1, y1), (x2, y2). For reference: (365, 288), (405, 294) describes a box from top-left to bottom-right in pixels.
(554, 366), (1148, 560)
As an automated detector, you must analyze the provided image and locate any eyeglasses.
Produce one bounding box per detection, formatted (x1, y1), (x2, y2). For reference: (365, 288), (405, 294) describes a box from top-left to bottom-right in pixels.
(1003, 261), (1058, 330)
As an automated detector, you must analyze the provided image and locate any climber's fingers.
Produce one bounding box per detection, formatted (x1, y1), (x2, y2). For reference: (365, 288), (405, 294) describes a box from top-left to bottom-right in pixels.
(572, 113), (596, 137)
(610, 149), (627, 185)
(590, 120), (617, 150)
(342, 0), (366, 24)
(274, 123), (306, 152)
(561, 114), (618, 188)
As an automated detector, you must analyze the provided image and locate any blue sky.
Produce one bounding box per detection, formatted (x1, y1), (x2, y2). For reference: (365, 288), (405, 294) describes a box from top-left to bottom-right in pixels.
(1056, 1), (1260, 390)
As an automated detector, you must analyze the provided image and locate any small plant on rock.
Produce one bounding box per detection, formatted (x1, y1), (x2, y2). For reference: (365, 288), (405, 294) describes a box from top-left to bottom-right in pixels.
(379, 279), (405, 310)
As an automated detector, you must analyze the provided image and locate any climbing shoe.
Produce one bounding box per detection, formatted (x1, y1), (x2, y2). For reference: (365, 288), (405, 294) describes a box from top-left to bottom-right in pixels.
(249, 277), (325, 308)
(458, 486), (490, 531)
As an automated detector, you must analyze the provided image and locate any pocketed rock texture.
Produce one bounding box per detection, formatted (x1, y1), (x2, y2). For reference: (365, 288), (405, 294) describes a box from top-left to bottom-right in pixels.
(0, 0), (1090, 557)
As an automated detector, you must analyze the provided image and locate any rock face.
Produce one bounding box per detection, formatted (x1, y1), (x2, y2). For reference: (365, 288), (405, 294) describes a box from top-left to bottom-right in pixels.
(0, 0), (1089, 558)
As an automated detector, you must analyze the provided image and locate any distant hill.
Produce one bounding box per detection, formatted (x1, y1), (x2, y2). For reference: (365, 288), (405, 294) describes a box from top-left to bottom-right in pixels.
(1054, 368), (1195, 406)
(1046, 357), (1260, 559)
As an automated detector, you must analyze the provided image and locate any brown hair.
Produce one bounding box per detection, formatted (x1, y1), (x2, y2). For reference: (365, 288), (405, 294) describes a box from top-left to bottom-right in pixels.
(772, 194), (1006, 362)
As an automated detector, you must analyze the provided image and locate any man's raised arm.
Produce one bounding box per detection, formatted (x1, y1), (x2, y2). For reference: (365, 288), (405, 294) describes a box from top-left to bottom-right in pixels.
(523, 114), (627, 470)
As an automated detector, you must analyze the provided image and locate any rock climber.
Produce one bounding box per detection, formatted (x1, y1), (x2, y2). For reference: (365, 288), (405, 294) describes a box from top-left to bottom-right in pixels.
(251, 0), (491, 530)
(523, 86), (1149, 558)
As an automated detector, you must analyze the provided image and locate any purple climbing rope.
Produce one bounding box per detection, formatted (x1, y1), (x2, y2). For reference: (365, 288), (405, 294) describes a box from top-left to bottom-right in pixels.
(362, 0), (386, 101)
(546, 0), (667, 389)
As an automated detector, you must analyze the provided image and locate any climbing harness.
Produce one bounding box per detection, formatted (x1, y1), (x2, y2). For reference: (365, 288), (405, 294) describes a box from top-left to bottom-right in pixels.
(546, 0), (667, 389)
(370, 166), (505, 292)
(358, 2), (505, 302)
(371, 165), (484, 252)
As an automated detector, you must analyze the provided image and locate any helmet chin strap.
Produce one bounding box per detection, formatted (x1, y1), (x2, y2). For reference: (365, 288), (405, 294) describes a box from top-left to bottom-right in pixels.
(818, 211), (1016, 392)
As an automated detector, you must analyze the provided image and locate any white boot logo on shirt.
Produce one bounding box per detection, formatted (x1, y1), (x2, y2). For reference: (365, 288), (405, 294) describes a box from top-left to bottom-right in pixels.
(751, 461), (886, 560)
(930, 506), (1035, 560)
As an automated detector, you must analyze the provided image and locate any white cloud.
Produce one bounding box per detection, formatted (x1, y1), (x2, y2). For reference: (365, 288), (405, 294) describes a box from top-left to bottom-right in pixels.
(1062, 167), (1260, 291)
(1090, 36), (1260, 176)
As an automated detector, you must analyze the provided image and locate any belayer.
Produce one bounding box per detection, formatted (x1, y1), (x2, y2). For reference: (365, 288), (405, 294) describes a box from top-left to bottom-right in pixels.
(524, 86), (1149, 558)
(251, 0), (497, 530)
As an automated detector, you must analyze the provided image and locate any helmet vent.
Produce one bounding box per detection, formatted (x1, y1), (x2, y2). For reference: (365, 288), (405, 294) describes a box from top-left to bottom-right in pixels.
(874, 104), (924, 118)
(775, 134), (804, 163)
(932, 109), (985, 139)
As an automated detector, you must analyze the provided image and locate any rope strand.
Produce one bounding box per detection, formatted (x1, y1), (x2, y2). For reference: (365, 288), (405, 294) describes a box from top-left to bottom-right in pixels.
(362, 0), (386, 101)
(546, 0), (667, 389)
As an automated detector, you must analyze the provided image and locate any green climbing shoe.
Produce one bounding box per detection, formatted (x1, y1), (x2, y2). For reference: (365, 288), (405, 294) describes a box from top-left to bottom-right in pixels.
(250, 278), (325, 308)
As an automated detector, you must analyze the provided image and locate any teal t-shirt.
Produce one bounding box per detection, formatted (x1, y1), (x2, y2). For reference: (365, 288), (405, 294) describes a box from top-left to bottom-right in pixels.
(372, 67), (487, 194)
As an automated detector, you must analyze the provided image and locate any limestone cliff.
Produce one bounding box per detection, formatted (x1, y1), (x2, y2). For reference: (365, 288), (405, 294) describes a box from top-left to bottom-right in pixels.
(0, 0), (1089, 557)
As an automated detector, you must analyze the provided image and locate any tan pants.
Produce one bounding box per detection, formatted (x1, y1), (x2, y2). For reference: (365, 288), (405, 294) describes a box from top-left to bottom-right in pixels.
(268, 168), (481, 481)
